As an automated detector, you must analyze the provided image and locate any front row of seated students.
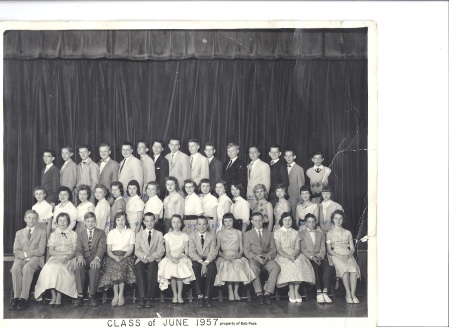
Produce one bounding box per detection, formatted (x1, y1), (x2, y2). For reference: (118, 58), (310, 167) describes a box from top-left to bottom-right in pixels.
(10, 208), (360, 310)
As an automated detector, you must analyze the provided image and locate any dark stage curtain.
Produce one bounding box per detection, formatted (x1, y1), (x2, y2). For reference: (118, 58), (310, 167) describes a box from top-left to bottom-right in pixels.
(3, 57), (367, 254)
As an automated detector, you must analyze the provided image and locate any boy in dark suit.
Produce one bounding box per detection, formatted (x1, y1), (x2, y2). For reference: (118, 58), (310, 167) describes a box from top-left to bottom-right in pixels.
(299, 213), (331, 303)
(222, 143), (247, 198)
(243, 212), (280, 305)
(152, 139), (169, 199)
(41, 149), (60, 207)
(134, 212), (165, 309)
(74, 212), (107, 307)
(188, 216), (218, 307)
(10, 210), (47, 310)
(268, 145), (289, 207)
(204, 142), (222, 192)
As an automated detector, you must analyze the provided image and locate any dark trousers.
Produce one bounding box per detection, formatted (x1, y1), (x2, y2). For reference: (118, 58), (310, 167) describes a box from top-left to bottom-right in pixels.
(310, 258), (330, 291)
(192, 260), (217, 298)
(74, 256), (101, 297)
(135, 261), (159, 300)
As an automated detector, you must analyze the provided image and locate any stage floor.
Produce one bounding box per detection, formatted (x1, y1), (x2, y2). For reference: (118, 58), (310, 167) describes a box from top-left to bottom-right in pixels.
(3, 294), (368, 319)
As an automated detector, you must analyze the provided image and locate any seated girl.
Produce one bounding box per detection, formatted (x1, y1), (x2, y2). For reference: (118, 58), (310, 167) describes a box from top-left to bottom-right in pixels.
(34, 212), (78, 306)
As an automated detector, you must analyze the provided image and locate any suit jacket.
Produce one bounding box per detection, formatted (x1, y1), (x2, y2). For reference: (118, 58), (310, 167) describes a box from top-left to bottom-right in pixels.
(153, 155), (169, 196)
(41, 165), (60, 204)
(299, 229), (326, 259)
(98, 158), (119, 190)
(190, 153), (209, 185)
(76, 158), (99, 191)
(140, 155), (156, 189)
(75, 227), (107, 260)
(222, 157), (247, 193)
(288, 163), (305, 211)
(60, 159), (77, 191)
(165, 151), (190, 187)
(13, 227), (47, 268)
(135, 228), (165, 263)
(247, 159), (271, 201)
(118, 155), (144, 190)
(269, 159), (289, 192)
(208, 157), (222, 189)
(188, 231), (218, 262)
(243, 228), (277, 260)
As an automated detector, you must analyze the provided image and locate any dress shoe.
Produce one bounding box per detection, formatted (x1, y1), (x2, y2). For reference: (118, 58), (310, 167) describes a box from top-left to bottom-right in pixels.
(204, 299), (212, 308)
(137, 300), (146, 309)
(352, 296), (360, 304)
(16, 298), (28, 310)
(295, 296), (302, 303)
(198, 298), (205, 307)
(322, 293), (332, 303)
(257, 294), (264, 305)
(118, 296), (125, 306)
(74, 296), (83, 308)
(54, 303), (62, 308)
(145, 299), (154, 308)
(111, 297), (118, 307)
(346, 297), (353, 304)
(316, 293), (325, 304)
(89, 296), (98, 307)
(10, 298), (19, 310)
(263, 294), (272, 305)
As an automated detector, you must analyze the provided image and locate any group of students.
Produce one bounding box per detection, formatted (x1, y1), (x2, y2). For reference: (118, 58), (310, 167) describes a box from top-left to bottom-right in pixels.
(10, 138), (361, 312)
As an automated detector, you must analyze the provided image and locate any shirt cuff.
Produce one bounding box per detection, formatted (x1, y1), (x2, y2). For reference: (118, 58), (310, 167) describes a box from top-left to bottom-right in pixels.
(205, 260), (210, 264)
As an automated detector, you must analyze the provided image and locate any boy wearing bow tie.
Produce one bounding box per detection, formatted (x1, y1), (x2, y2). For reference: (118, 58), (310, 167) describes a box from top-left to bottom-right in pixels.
(134, 213), (165, 309)
(74, 212), (106, 307)
(299, 213), (332, 304)
(76, 144), (99, 203)
(306, 151), (331, 204)
(188, 216), (218, 307)
(10, 210), (47, 310)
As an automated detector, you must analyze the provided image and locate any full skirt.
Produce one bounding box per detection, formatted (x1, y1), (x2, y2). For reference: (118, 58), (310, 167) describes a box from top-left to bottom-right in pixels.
(214, 257), (256, 286)
(157, 257), (196, 290)
(275, 253), (316, 288)
(98, 251), (136, 290)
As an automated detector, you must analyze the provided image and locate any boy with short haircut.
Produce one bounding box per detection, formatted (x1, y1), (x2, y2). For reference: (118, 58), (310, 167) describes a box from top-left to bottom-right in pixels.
(317, 186), (343, 235)
(188, 139), (209, 185)
(152, 139), (169, 199)
(41, 149), (60, 208)
(306, 151), (331, 204)
(76, 144), (99, 202)
(10, 210), (47, 310)
(134, 213), (165, 309)
(165, 137), (190, 188)
(299, 213), (332, 304)
(268, 145), (289, 207)
(60, 145), (78, 191)
(204, 142), (222, 191)
(98, 143), (119, 193)
(118, 141), (144, 191)
(31, 186), (53, 236)
(137, 140), (156, 194)
(284, 149), (305, 219)
(74, 212), (107, 307)
(189, 216), (218, 307)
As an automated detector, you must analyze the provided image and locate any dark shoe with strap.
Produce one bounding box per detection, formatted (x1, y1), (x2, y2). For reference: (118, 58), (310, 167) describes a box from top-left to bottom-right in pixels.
(10, 298), (19, 310)
(16, 298), (28, 310)
(74, 296), (83, 308)
(145, 299), (154, 308)
(264, 293), (272, 305)
(89, 296), (98, 307)
(257, 294), (264, 305)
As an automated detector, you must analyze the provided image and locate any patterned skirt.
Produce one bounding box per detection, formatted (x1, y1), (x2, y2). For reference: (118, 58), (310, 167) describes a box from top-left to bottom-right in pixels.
(98, 251), (136, 290)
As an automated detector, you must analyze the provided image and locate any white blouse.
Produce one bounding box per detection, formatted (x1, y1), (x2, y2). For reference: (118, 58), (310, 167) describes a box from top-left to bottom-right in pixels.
(53, 202), (78, 230)
(201, 193), (218, 217)
(184, 193), (204, 216)
(95, 198), (111, 230)
(231, 196), (251, 224)
(144, 195), (164, 217)
(107, 228), (136, 252)
(32, 200), (53, 223)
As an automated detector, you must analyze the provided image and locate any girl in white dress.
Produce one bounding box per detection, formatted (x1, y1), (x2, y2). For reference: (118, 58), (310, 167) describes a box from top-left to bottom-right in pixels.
(157, 215), (195, 303)
(75, 185), (95, 233)
(126, 180), (145, 233)
(94, 184), (111, 232)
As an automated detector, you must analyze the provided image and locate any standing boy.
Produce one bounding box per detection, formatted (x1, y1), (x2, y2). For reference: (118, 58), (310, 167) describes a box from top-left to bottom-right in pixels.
(188, 139), (209, 185)
(137, 140), (156, 194)
(246, 146), (270, 207)
(267, 145), (289, 207)
(118, 141), (144, 191)
(204, 142), (222, 192)
(306, 151), (331, 203)
(76, 144), (99, 202)
(284, 149), (305, 219)
(165, 137), (190, 188)
(41, 149), (60, 208)
(60, 145), (78, 192)
(152, 139), (169, 198)
(222, 143), (247, 198)
(98, 143), (119, 191)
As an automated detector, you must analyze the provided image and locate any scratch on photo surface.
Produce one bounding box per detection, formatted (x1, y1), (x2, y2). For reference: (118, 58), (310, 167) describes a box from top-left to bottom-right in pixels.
(157, 312), (162, 318)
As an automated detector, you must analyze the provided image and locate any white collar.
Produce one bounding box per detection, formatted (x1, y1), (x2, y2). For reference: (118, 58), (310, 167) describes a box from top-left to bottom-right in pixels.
(229, 157), (237, 163)
(86, 228), (95, 235)
(314, 165), (324, 170)
(101, 157), (110, 163)
(171, 150), (179, 156)
(198, 231), (206, 238)
(271, 158), (280, 164)
(82, 158), (92, 164)
(153, 153), (160, 159)
(250, 158), (260, 165)
(27, 226), (36, 233)
(191, 152), (199, 159)
(287, 161), (296, 167)
(146, 228), (154, 234)
(254, 227), (263, 233)
(207, 156), (214, 163)
(46, 163), (54, 168)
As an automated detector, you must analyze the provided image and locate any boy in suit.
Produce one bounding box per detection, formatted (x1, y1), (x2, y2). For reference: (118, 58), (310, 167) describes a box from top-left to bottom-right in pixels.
(300, 213), (332, 303)
(306, 151), (332, 204)
(98, 143), (119, 192)
(135, 213), (165, 309)
(41, 149), (60, 208)
(204, 142), (222, 191)
(222, 143), (247, 199)
(246, 146), (271, 207)
(165, 137), (190, 188)
(284, 149), (305, 219)
(152, 139), (169, 199)
(76, 144), (99, 202)
(118, 141), (144, 191)
(137, 140), (156, 195)
(10, 210), (47, 310)
(188, 216), (218, 307)
(268, 145), (289, 207)
(243, 212), (280, 305)
(60, 145), (77, 192)
(188, 139), (209, 185)
(318, 186), (343, 235)
(74, 212), (107, 307)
